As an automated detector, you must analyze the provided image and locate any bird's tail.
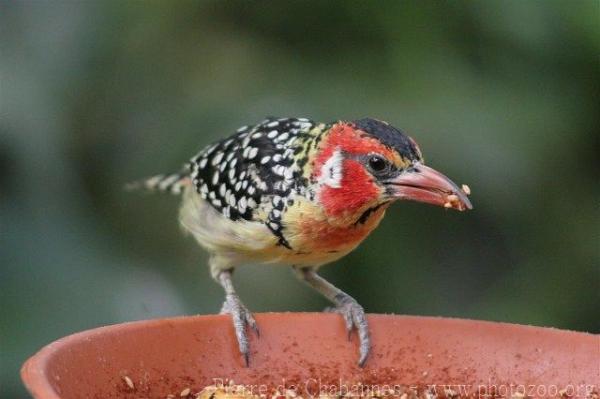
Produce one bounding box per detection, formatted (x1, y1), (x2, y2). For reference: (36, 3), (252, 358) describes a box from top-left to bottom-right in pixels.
(125, 170), (191, 195)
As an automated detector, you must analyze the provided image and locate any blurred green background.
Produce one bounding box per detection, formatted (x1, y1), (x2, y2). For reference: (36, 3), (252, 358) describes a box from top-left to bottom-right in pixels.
(1, 1), (599, 397)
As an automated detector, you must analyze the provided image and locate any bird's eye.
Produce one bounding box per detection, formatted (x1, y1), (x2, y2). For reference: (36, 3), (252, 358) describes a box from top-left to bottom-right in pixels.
(368, 155), (388, 173)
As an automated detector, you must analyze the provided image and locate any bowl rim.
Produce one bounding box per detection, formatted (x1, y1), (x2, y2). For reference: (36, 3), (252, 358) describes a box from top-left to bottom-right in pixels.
(20, 313), (597, 399)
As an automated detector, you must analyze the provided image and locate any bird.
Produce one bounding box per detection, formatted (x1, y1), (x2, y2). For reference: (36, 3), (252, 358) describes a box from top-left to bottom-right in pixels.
(130, 116), (472, 367)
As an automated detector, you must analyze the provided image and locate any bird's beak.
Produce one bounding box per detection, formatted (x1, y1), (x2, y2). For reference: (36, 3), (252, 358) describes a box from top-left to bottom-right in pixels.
(388, 164), (473, 211)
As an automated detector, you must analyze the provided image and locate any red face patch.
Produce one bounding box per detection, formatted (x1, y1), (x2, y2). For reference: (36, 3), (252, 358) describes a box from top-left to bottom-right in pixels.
(312, 123), (393, 218)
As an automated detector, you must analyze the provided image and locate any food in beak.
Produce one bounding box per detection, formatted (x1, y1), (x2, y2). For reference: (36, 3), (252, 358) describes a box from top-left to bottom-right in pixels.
(389, 164), (473, 211)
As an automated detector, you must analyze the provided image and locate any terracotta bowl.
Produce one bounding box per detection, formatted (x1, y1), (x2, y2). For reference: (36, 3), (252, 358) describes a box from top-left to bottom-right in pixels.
(21, 313), (598, 398)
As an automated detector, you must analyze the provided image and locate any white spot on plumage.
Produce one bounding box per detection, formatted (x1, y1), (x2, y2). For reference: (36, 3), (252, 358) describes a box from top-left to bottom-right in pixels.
(236, 125), (248, 132)
(228, 168), (236, 182)
(267, 121), (279, 127)
(319, 147), (343, 189)
(242, 136), (251, 148)
(276, 132), (289, 142)
(273, 196), (282, 206)
(219, 184), (226, 197)
(273, 209), (281, 218)
(248, 147), (258, 159)
(272, 165), (285, 176)
(238, 197), (247, 213)
(247, 186), (256, 195)
(212, 171), (220, 185)
(247, 198), (257, 208)
(252, 132), (263, 139)
(198, 158), (208, 169)
(273, 181), (288, 191)
(212, 199), (222, 207)
(260, 156), (271, 164)
(267, 130), (278, 139)
(230, 158), (238, 168)
(284, 168), (294, 180)
(273, 154), (282, 162)
(204, 144), (218, 156)
(228, 193), (237, 207)
(269, 222), (279, 230)
(235, 181), (242, 191)
(212, 152), (224, 165)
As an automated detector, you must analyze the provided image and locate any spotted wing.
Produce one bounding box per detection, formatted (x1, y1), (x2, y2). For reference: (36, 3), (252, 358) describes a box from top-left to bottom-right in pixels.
(189, 118), (317, 246)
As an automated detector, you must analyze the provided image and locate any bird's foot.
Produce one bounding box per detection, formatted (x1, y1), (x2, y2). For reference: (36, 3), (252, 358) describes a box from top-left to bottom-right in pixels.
(220, 294), (259, 366)
(324, 295), (371, 367)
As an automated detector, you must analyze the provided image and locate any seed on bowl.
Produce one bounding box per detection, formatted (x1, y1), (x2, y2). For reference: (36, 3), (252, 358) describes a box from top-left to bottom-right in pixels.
(447, 194), (459, 203)
(181, 387), (191, 397)
(123, 376), (134, 390)
(195, 387), (218, 399)
(461, 184), (471, 195)
(444, 202), (452, 208)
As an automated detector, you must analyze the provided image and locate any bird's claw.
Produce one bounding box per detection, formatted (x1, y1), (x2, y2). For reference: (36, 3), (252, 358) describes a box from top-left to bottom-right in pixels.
(325, 298), (371, 367)
(220, 294), (259, 366)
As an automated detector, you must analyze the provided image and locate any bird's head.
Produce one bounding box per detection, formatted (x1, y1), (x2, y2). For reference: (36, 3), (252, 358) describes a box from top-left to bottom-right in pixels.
(312, 118), (472, 219)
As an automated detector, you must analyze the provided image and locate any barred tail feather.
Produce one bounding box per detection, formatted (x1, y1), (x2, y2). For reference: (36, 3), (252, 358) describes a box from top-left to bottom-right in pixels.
(126, 171), (190, 195)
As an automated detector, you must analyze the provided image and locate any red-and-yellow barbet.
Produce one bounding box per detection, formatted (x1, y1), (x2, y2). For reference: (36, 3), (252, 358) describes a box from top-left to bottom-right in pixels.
(132, 117), (472, 367)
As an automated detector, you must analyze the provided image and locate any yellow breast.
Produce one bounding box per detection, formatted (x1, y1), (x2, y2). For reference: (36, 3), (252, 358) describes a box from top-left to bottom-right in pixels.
(278, 196), (389, 267)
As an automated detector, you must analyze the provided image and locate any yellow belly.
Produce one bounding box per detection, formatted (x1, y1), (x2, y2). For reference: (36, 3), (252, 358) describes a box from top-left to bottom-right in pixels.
(180, 187), (387, 268)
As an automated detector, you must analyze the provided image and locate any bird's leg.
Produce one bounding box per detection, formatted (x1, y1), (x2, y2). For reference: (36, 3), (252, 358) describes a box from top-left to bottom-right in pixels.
(215, 268), (259, 366)
(292, 266), (370, 367)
